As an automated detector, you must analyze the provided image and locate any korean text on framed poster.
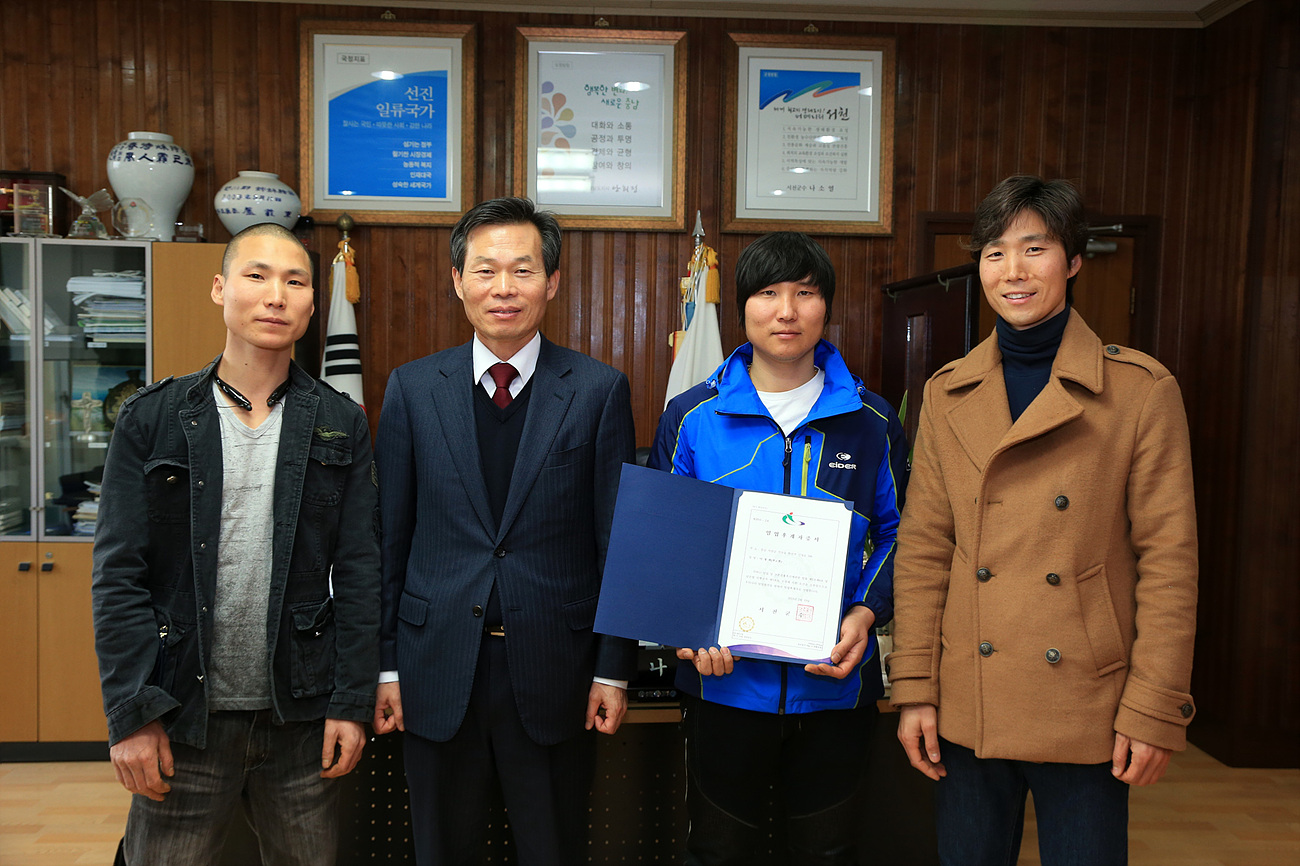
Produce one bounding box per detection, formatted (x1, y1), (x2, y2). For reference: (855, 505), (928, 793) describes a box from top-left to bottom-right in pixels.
(515, 27), (687, 231)
(299, 20), (475, 226)
(724, 34), (895, 235)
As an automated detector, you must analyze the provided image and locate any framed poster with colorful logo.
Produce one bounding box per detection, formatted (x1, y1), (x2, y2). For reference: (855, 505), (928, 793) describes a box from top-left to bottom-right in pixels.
(514, 27), (687, 231)
(299, 20), (475, 226)
(724, 33), (895, 235)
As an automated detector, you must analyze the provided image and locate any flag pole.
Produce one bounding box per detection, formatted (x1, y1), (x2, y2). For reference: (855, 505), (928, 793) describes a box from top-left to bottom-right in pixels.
(321, 213), (366, 410)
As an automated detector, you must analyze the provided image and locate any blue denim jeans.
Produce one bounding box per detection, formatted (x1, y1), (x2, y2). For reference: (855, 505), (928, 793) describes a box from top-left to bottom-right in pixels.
(934, 738), (1129, 866)
(122, 710), (339, 866)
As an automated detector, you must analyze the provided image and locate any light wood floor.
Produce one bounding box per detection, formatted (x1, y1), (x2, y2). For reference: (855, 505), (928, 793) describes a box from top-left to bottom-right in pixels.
(1, 743), (1297, 865)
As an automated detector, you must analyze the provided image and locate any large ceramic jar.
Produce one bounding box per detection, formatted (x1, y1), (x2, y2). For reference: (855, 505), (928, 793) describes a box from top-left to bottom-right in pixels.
(105, 131), (194, 242)
(214, 171), (302, 235)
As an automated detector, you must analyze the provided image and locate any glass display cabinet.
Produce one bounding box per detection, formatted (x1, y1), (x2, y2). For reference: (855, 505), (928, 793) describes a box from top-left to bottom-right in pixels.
(0, 237), (150, 745)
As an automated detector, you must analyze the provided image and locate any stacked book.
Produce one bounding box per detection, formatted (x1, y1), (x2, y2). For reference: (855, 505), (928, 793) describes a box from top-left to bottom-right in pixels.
(72, 480), (101, 537)
(0, 501), (26, 535)
(0, 285), (62, 337)
(0, 388), (26, 432)
(68, 271), (146, 343)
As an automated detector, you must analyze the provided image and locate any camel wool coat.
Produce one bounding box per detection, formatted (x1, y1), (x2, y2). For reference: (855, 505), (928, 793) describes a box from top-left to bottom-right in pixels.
(888, 311), (1198, 764)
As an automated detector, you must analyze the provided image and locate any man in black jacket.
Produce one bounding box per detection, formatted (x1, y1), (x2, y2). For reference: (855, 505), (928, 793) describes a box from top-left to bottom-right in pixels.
(92, 223), (380, 865)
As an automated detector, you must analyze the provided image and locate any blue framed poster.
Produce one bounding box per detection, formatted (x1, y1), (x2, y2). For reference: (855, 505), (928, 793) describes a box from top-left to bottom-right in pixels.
(724, 33), (895, 235)
(300, 21), (475, 226)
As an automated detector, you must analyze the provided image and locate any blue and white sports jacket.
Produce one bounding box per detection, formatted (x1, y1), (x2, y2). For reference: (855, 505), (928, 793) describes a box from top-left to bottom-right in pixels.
(648, 340), (907, 714)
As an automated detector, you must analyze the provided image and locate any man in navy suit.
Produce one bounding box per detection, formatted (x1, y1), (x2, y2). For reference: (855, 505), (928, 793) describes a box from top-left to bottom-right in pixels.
(373, 197), (637, 864)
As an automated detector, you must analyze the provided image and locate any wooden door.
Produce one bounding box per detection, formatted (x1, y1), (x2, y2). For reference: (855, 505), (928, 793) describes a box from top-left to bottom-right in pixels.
(37, 542), (108, 741)
(880, 265), (979, 448)
(0, 541), (39, 741)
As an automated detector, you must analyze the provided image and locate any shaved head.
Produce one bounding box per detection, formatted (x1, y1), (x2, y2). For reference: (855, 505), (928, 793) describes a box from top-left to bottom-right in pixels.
(222, 223), (307, 278)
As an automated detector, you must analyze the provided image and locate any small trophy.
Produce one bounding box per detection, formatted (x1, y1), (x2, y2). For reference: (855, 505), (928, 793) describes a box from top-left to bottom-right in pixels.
(61, 187), (115, 239)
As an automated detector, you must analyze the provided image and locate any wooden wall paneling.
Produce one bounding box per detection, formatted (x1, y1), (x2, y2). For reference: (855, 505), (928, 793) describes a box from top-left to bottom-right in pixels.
(1103, 32), (1137, 212)
(46, 4), (73, 178)
(989, 28), (1023, 187)
(1227, 0), (1299, 766)
(969, 26), (1003, 205)
(1127, 33), (1158, 214)
(1183, 0), (1269, 766)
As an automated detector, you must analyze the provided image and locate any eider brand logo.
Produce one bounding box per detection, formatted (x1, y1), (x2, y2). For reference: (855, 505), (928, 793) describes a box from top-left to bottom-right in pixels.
(829, 451), (857, 469)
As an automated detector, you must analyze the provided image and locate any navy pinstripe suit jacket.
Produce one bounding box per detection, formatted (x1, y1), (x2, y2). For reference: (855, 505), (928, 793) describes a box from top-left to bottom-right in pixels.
(376, 336), (637, 745)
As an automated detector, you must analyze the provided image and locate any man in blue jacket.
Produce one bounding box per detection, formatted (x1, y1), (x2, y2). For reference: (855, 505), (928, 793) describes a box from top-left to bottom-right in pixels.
(92, 223), (380, 865)
(648, 231), (907, 865)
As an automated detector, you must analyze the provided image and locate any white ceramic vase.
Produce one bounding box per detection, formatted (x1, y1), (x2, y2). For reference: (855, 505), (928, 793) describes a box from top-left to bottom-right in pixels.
(105, 131), (194, 242)
(214, 171), (302, 235)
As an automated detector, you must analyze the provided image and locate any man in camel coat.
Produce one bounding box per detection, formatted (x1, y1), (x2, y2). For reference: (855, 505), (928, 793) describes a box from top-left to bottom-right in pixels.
(889, 176), (1198, 866)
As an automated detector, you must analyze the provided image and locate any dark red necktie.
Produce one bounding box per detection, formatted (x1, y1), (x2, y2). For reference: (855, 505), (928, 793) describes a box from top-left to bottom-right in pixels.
(489, 362), (517, 408)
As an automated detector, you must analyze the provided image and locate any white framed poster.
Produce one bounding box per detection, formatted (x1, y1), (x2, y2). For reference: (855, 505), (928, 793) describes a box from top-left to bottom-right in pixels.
(515, 27), (686, 230)
(299, 20), (475, 226)
(724, 33), (895, 235)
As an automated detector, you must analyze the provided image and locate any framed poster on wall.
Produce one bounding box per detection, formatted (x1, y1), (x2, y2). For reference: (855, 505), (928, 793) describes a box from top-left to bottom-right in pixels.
(299, 20), (476, 226)
(724, 33), (895, 235)
(514, 27), (687, 230)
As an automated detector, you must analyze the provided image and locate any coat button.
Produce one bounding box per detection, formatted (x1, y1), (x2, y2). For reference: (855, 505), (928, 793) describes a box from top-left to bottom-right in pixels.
(1046, 573), (1061, 586)
(1054, 495), (1069, 510)
(979, 642), (994, 657)
(494, 547), (507, 558)
(472, 605), (483, 617)
(191, 420), (198, 426)
(976, 567), (993, 582)
(1045, 648), (1062, 664)
(1106, 345), (1120, 355)
(1180, 703), (1194, 718)
(197, 480), (204, 489)
(166, 475), (178, 484)
(199, 542), (206, 550)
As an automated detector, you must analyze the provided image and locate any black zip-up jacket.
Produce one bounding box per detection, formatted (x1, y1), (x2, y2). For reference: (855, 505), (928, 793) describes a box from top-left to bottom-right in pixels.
(91, 358), (381, 748)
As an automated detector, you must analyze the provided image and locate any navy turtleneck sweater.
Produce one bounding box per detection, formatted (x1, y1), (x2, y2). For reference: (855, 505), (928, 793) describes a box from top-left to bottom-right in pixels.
(996, 306), (1070, 422)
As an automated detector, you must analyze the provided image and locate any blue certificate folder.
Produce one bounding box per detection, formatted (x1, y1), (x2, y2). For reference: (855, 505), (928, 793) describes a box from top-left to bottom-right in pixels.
(595, 463), (850, 663)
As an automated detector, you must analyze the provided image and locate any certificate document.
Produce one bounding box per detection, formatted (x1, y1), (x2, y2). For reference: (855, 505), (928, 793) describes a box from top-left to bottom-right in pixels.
(717, 491), (853, 664)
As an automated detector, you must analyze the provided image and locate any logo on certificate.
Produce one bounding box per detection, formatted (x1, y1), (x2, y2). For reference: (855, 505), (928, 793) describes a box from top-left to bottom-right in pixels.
(739, 616), (755, 632)
(781, 513), (805, 526)
(797, 604), (814, 622)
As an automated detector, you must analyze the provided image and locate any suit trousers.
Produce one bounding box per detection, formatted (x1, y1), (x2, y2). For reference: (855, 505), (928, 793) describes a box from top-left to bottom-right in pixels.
(404, 634), (597, 865)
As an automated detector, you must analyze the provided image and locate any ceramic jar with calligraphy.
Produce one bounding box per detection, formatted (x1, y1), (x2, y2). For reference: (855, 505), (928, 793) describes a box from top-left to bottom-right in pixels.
(105, 131), (194, 242)
(214, 171), (301, 235)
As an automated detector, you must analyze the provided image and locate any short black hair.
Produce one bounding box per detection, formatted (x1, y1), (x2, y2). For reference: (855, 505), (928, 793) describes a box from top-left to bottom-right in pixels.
(450, 197), (561, 276)
(221, 223), (308, 279)
(733, 231), (835, 326)
(969, 176), (1088, 297)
